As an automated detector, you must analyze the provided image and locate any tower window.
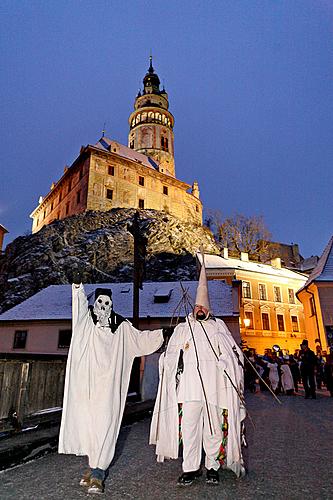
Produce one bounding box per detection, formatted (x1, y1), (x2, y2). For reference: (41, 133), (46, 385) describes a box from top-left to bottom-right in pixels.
(161, 137), (169, 152)
(163, 186), (168, 195)
(76, 190), (81, 204)
(108, 165), (115, 176)
(139, 176), (145, 186)
(138, 199), (144, 209)
(130, 140), (134, 149)
(65, 202), (70, 215)
(106, 189), (113, 200)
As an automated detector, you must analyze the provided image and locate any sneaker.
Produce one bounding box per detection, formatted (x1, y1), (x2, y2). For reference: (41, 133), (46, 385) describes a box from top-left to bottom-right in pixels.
(88, 478), (104, 495)
(206, 468), (219, 485)
(79, 470), (91, 487)
(177, 469), (201, 486)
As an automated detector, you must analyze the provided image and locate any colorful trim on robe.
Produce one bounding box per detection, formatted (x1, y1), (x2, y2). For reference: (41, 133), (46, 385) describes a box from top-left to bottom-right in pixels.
(178, 403), (183, 445)
(216, 409), (228, 465)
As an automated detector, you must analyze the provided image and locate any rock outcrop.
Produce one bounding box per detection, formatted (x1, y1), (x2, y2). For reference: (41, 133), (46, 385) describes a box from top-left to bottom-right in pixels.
(0, 209), (219, 313)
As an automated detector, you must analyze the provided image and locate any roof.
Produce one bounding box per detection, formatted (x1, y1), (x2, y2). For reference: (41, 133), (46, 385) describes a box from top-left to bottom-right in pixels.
(94, 137), (168, 174)
(198, 253), (308, 282)
(0, 280), (235, 322)
(297, 236), (333, 292)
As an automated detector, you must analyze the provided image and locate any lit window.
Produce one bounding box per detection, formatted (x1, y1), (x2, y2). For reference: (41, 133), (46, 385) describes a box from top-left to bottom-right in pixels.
(106, 189), (113, 200)
(139, 176), (145, 186)
(277, 314), (285, 331)
(242, 281), (251, 299)
(58, 330), (72, 348)
(13, 330), (27, 349)
(291, 315), (299, 332)
(259, 284), (267, 301)
(163, 186), (168, 195)
(244, 311), (254, 329)
(288, 289), (295, 304)
(274, 286), (282, 302)
(138, 199), (144, 209)
(262, 313), (270, 330)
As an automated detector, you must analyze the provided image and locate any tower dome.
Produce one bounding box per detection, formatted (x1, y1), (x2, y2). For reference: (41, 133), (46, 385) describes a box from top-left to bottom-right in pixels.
(128, 58), (175, 177)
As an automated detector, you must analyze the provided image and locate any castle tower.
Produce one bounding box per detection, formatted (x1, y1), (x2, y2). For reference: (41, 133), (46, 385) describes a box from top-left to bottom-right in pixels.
(128, 57), (175, 177)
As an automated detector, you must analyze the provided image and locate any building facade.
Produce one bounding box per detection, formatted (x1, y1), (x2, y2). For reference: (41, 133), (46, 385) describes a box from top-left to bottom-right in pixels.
(30, 59), (202, 233)
(199, 250), (309, 354)
(297, 236), (333, 352)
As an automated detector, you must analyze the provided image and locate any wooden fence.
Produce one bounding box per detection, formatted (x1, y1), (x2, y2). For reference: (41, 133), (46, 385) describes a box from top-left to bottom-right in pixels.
(0, 359), (66, 429)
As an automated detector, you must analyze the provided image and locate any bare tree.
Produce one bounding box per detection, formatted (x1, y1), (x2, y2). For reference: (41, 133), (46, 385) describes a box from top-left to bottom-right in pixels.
(217, 214), (272, 260)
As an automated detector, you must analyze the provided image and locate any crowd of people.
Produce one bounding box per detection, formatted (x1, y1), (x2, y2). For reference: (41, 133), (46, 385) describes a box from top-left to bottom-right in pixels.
(243, 340), (333, 399)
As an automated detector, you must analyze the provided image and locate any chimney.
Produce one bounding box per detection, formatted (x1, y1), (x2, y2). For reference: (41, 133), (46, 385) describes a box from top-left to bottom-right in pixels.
(240, 252), (249, 262)
(271, 257), (282, 269)
(223, 247), (228, 259)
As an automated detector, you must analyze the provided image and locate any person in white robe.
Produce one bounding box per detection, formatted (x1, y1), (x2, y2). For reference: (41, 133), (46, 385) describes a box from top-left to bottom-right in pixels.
(150, 256), (246, 486)
(280, 360), (295, 394)
(58, 280), (163, 494)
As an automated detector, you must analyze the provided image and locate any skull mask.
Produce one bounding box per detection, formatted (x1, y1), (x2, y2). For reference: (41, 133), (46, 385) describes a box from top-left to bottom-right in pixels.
(93, 294), (112, 327)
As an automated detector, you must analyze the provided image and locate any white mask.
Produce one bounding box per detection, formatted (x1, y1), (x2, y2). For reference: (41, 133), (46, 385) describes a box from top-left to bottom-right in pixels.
(93, 294), (112, 327)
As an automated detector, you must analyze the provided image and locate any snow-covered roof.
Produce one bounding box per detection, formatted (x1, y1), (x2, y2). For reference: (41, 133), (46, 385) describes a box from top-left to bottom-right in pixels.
(199, 253), (307, 282)
(0, 281), (235, 322)
(298, 236), (333, 292)
(94, 137), (163, 173)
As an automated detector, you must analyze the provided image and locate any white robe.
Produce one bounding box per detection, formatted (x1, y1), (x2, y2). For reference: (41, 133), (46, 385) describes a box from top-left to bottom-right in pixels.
(266, 362), (280, 391)
(149, 315), (246, 477)
(58, 284), (163, 470)
(281, 364), (295, 392)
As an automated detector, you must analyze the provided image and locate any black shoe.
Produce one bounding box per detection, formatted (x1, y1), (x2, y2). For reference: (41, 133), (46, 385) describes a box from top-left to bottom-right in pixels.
(177, 470), (201, 486)
(206, 468), (219, 485)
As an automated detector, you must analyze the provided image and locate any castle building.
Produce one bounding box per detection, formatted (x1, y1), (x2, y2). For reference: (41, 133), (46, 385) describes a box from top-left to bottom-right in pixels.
(30, 58), (202, 233)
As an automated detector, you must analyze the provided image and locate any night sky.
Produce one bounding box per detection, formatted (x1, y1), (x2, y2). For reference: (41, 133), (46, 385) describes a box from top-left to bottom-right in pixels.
(1, 0), (332, 258)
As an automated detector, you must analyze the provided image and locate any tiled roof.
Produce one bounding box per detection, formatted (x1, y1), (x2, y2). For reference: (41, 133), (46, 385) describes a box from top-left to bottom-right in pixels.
(298, 236), (333, 290)
(0, 280), (235, 322)
(198, 253), (307, 282)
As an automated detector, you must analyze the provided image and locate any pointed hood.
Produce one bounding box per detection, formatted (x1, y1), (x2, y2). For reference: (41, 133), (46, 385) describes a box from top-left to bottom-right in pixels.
(195, 250), (211, 312)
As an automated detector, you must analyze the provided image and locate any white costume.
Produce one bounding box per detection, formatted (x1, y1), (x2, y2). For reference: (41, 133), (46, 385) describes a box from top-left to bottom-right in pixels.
(265, 362), (280, 391)
(150, 315), (246, 477)
(280, 363), (295, 392)
(59, 284), (163, 470)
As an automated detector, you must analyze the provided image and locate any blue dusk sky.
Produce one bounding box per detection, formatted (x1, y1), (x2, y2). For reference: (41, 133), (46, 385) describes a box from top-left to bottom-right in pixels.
(1, 0), (332, 258)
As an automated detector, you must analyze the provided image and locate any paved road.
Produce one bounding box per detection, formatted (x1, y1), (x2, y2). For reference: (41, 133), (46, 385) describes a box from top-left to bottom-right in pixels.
(1, 389), (332, 500)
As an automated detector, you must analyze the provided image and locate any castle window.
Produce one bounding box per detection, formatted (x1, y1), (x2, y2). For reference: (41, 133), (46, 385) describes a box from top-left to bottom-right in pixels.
(196, 205), (199, 213)
(68, 180), (72, 192)
(106, 189), (113, 200)
(79, 167), (83, 180)
(108, 165), (115, 176)
(139, 176), (145, 186)
(130, 140), (134, 149)
(161, 137), (169, 152)
(50, 201), (54, 211)
(65, 202), (70, 215)
(277, 314), (285, 331)
(43, 210), (46, 220)
(13, 330), (27, 349)
(262, 313), (270, 330)
(291, 315), (299, 332)
(138, 199), (144, 209)
(76, 190), (81, 204)
(163, 186), (168, 195)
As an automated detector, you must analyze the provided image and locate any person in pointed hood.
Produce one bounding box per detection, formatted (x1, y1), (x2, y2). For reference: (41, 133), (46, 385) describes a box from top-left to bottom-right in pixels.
(150, 249), (246, 487)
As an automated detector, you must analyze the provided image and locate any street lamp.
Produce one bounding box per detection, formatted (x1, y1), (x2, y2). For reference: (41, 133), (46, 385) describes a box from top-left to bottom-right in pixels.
(244, 318), (251, 328)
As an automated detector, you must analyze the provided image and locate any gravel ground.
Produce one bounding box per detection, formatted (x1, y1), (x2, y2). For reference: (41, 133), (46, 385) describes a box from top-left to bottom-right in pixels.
(1, 389), (332, 500)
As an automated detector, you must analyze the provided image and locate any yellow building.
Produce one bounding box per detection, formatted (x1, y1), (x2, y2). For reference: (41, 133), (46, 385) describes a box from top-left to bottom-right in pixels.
(30, 58), (202, 233)
(199, 250), (309, 354)
(297, 236), (333, 352)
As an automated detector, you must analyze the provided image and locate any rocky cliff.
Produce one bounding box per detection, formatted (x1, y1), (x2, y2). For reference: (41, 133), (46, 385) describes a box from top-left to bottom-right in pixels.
(0, 209), (219, 313)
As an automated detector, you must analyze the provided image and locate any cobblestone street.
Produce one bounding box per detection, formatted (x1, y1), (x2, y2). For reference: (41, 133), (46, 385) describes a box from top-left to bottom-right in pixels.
(1, 389), (332, 500)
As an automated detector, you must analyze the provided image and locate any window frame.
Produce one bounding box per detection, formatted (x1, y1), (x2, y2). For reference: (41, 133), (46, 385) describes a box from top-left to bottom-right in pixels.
(242, 281), (252, 299)
(291, 315), (299, 332)
(258, 283), (267, 301)
(277, 313), (285, 331)
(13, 330), (28, 349)
(261, 312), (270, 330)
(106, 188), (113, 200)
(138, 199), (144, 209)
(138, 176), (145, 186)
(273, 285), (282, 303)
(108, 165), (115, 176)
(58, 329), (72, 349)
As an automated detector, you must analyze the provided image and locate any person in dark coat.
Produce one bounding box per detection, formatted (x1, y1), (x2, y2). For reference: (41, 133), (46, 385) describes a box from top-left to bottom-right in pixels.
(299, 340), (317, 399)
(288, 354), (301, 392)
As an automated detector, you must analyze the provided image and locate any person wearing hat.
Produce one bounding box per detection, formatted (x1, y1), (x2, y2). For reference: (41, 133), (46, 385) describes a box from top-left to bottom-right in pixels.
(59, 274), (163, 494)
(299, 340), (317, 399)
(150, 255), (246, 486)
